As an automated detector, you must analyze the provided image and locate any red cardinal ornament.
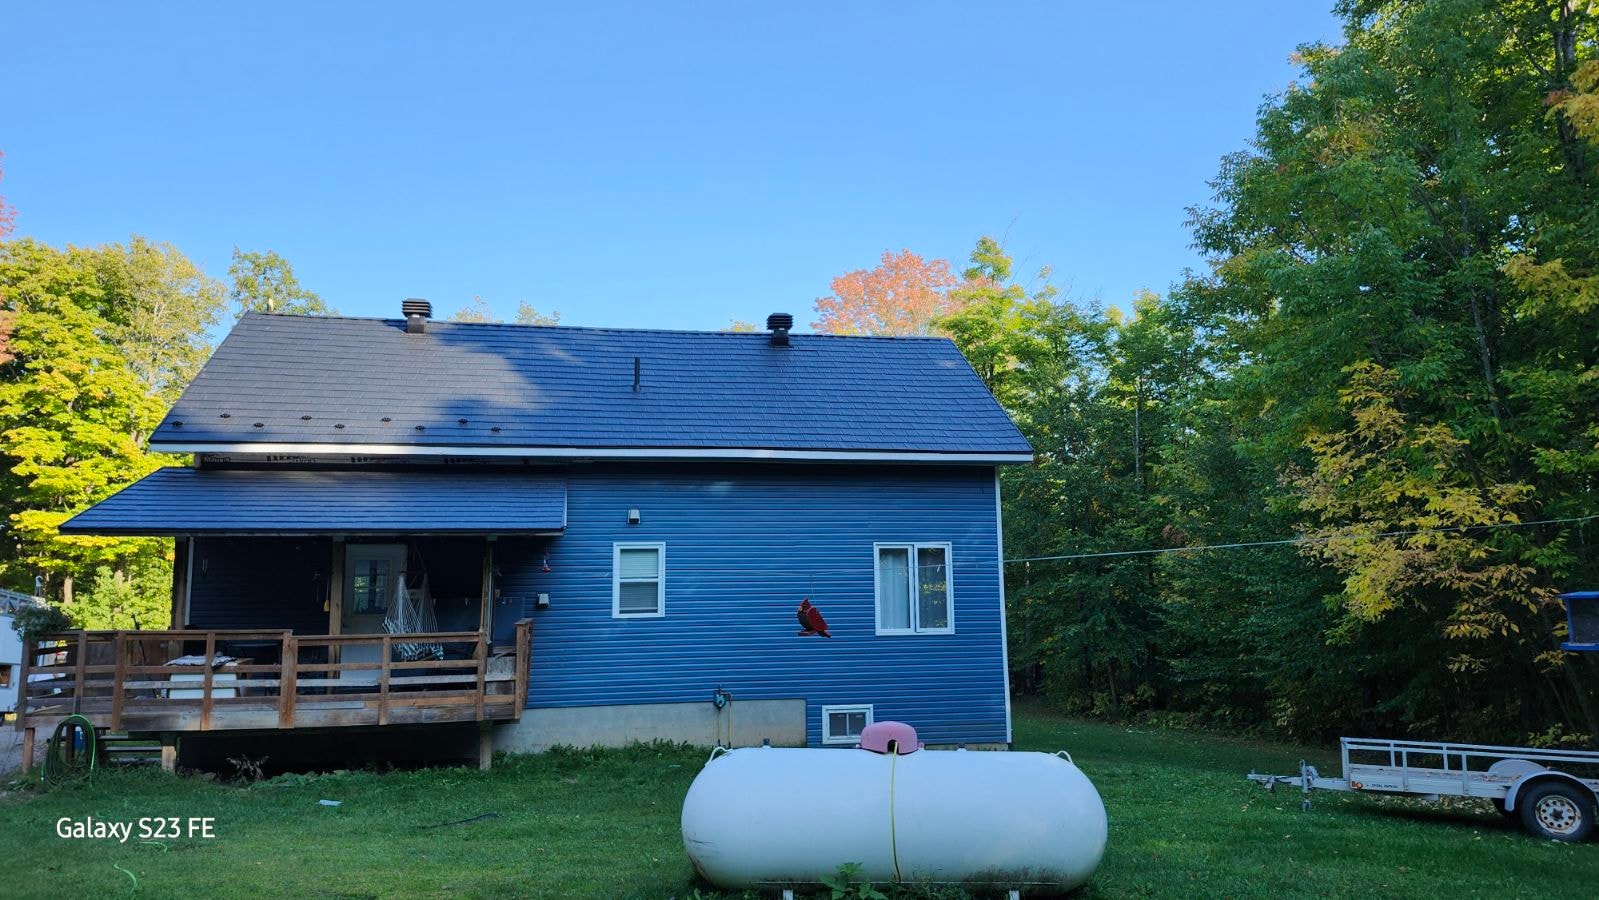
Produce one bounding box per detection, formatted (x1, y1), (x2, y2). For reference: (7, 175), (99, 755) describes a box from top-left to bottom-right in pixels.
(797, 598), (831, 638)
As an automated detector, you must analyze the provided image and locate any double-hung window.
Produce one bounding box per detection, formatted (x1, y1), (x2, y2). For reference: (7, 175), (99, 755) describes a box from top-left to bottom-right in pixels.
(874, 542), (953, 634)
(613, 542), (666, 618)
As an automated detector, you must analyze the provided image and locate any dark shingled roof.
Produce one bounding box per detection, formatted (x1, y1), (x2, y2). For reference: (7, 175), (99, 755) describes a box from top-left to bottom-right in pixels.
(60, 468), (567, 535)
(149, 313), (1032, 457)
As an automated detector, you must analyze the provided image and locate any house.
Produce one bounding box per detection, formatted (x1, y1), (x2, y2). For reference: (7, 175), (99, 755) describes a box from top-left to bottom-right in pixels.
(19, 304), (1031, 770)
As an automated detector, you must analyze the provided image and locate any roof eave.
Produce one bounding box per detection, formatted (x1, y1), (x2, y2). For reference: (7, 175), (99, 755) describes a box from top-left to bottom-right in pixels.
(150, 440), (1035, 465)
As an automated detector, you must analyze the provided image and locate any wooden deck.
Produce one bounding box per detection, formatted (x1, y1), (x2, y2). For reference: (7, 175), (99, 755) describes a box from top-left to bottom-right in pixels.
(14, 621), (531, 772)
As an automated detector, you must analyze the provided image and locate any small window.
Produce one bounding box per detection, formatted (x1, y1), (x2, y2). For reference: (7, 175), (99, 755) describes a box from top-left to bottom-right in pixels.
(613, 542), (665, 618)
(822, 704), (873, 745)
(874, 542), (953, 634)
(0, 664), (11, 689)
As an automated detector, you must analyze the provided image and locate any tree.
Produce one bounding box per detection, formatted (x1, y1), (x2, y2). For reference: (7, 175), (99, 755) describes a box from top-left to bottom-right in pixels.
(95, 236), (225, 402)
(1170, 0), (1599, 739)
(0, 239), (181, 607)
(514, 302), (560, 326)
(449, 296), (497, 323)
(0, 150), (15, 240)
(812, 249), (961, 336)
(76, 561), (171, 630)
(723, 319), (758, 333)
(228, 248), (332, 318)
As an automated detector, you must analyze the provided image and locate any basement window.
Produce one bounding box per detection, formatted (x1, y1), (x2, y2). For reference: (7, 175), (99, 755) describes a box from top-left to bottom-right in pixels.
(613, 542), (665, 618)
(822, 704), (874, 745)
(874, 542), (954, 635)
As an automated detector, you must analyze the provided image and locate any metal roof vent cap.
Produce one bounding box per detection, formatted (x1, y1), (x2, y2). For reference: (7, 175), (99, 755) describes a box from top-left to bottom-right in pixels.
(766, 312), (793, 347)
(402, 298), (432, 334)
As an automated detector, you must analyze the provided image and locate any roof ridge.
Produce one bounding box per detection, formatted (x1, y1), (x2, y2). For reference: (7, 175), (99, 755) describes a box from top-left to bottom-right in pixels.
(242, 311), (956, 342)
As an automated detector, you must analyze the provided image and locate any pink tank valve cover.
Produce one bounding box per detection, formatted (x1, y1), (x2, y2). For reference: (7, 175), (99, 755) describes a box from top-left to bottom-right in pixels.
(858, 720), (922, 754)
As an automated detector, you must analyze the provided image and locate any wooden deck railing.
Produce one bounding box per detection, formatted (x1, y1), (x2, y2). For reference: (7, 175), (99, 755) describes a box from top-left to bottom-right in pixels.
(14, 620), (533, 738)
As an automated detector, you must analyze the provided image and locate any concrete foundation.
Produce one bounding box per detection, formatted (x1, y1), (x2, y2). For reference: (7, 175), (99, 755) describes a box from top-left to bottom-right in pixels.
(495, 698), (807, 753)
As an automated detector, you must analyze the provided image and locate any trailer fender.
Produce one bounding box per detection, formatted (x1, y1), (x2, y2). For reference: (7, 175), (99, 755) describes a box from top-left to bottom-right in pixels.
(1504, 769), (1595, 812)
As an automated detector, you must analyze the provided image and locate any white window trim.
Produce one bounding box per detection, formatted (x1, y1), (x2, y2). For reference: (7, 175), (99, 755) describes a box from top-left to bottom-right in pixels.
(612, 541), (666, 619)
(873, 541), (955, 635)
(821, 704), (874, 745)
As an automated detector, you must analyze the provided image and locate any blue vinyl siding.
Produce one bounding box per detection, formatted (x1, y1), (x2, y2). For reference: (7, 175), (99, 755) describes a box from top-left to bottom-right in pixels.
(182, 463), (1012, 747)
(498, 463), (1008, 746)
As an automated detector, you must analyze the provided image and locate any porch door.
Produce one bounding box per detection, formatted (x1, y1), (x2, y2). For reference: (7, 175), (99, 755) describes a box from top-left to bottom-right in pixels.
(340, 544), (406, 684)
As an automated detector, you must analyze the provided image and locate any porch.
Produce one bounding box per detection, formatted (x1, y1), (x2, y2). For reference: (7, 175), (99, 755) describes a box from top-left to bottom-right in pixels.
(13, 621), (531, 773)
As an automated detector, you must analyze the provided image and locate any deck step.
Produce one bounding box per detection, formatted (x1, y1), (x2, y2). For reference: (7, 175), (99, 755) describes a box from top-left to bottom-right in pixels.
(94, 730), (164, 764)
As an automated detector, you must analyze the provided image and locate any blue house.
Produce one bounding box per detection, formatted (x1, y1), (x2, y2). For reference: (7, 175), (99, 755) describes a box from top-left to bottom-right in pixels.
(32, 304), (1031, 767)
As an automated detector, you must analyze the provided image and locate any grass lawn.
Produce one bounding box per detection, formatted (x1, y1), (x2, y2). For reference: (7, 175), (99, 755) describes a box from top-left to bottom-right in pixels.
(0, 702), (1594, 898)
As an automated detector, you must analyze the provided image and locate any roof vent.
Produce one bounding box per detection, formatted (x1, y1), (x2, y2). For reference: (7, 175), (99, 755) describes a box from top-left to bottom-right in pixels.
(402, 298), (431, 334)
(766, 312), (793, 347)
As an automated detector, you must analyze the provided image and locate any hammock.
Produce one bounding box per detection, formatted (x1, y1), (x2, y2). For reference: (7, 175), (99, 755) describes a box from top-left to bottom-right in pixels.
(383, 575), (443, 661)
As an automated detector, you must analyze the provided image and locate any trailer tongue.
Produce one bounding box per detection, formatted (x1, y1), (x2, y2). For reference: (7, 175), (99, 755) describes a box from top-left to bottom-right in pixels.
(1248, 737), (1599, 841)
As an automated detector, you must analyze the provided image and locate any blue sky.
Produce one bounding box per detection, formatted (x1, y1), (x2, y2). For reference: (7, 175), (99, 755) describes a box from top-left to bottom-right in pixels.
(2, 2), (1341, 330)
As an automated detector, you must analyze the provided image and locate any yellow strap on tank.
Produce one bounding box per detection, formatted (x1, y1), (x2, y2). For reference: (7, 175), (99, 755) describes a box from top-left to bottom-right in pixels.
(889, 749), (903, 883)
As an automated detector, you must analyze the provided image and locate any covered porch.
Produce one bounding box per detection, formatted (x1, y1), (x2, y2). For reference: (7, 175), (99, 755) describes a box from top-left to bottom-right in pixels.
(34, 465), (567, 771)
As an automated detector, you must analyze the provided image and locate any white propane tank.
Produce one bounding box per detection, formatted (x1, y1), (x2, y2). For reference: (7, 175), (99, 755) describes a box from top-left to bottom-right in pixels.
(680, 725), (1107, 893)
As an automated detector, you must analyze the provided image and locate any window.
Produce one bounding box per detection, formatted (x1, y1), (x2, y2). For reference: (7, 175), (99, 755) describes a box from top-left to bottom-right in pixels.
(345, 544), (405, 617)
(874, 542), (953, 634)
(0, 664), (10, 689)
(822, 704), (874, 744)
(613, 542), (665, 618)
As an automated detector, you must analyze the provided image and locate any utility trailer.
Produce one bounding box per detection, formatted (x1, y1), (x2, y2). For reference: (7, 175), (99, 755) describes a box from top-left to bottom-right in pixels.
(1249, 737), (1599, 842)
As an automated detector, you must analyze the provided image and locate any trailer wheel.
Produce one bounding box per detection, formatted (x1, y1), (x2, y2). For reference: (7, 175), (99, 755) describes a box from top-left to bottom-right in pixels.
(1518, 781), (1597, 842)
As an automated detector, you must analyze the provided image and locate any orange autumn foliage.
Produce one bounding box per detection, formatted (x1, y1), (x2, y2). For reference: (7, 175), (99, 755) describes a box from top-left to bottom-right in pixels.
(811, 249), (962, 336)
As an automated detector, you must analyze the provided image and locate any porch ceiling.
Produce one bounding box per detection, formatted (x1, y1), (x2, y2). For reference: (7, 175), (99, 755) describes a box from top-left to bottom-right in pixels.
(60, 467), (567, 536)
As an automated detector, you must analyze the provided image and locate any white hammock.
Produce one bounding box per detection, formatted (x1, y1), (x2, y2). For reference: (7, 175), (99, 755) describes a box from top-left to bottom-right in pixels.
(383, 575), (443, 661)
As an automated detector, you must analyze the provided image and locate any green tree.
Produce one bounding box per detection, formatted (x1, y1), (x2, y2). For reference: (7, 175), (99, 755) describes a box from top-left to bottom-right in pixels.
(0, 238), (207, 616)
(1171, 0), (1599, 739)
(228, 248), (332, 318)
(97, 236), (225, 402)
(449, 296), (497, 323)
(515, 302), (561, 326)
(76, 561), (171, 630)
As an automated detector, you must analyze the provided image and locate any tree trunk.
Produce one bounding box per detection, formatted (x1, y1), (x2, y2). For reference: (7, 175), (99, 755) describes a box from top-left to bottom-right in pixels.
(61, 574), (73, 606)
(1552, 1), (1589, 180)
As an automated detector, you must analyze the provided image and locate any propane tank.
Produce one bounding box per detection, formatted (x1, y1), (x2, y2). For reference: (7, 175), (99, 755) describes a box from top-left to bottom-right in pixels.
(680, 722), (1106, 893)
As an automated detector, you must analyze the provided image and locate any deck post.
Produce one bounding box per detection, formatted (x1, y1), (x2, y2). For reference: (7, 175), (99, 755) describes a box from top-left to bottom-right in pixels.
(278, 634), (298, 729)
(378, 635), (392, 726)
(200, 632), (216, 731)
(513, 618), (532, 720)
(478, 723), (493, 771)
(73, 632), (87, 715)
(19, 727), (34, 775)
(110, 632), (127, 732)
(160, 735), (177, 773)
(474, 633), (488, 721)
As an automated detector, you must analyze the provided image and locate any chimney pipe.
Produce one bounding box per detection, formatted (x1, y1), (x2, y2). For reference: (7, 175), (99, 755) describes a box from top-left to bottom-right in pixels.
(766, 312), (793, 347)
(402, 298), (432, 334)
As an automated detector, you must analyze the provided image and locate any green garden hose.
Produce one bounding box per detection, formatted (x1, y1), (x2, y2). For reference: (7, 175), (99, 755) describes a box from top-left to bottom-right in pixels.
(42, 714), (98, 784)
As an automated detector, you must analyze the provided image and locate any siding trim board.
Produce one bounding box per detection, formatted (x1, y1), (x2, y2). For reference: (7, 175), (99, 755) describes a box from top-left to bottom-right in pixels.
(994, 468), (1014, 746)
